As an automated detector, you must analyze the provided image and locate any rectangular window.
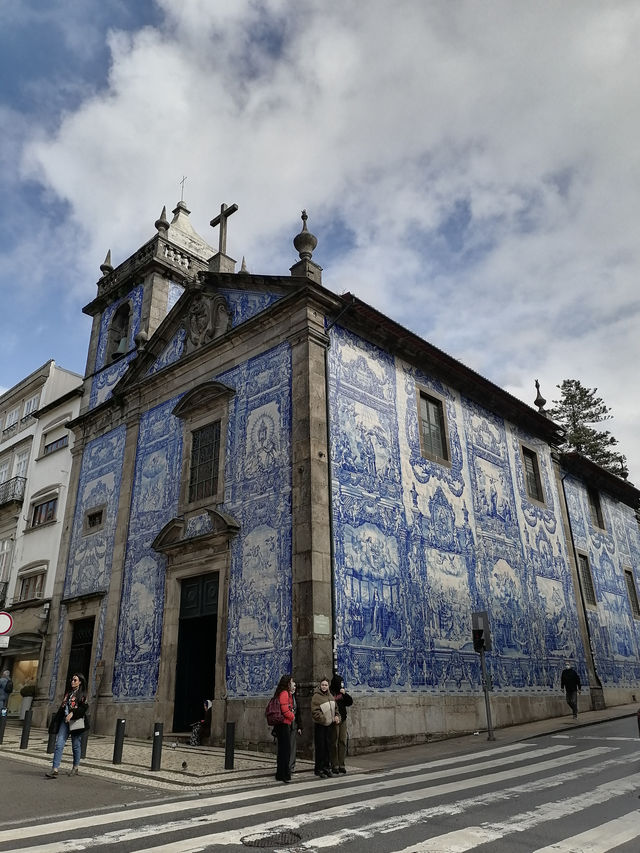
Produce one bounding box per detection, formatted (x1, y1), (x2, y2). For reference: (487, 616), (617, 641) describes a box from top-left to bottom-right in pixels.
(624, 569), (640, 618)
(188, 421), (221, 503)
(82, 505), (106, 535)
(0, 461), (8, 484)
(0, 538), (12, 583)
(578, 553), (597, 607)
(587, 487), (605, 530)
(23, 394), (40, 416)
(14, 449), (29, 479)
(31, 497), (57, 527)
(17, 570), (45, 602)
(4, 407), (19, 428)
(418, 391), (449, 463)
(522, 446), (544, 503)
(43, 435), (69, 455)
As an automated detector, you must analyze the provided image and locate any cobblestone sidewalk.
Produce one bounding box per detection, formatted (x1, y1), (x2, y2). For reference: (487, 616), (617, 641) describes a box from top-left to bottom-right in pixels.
(0, 724), (314, 790)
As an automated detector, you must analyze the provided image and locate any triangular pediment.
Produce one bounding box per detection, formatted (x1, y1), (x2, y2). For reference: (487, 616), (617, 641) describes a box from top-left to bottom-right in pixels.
(110, 283), (232, 392)
(109, 273), (305, 396)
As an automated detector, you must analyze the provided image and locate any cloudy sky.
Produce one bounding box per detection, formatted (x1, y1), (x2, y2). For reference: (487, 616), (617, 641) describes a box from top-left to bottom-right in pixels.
(1, 0), (638, 480)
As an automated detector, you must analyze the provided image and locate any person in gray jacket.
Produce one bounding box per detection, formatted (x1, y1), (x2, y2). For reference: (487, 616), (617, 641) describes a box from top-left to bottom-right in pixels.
(311, 678), (338, 778)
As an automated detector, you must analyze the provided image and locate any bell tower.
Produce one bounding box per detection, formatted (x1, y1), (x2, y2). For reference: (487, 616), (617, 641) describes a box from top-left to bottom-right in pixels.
(81, 200), (214, 413)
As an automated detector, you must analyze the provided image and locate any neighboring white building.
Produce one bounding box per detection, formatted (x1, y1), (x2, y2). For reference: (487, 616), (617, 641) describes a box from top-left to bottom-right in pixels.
(0, 360), (82, 714)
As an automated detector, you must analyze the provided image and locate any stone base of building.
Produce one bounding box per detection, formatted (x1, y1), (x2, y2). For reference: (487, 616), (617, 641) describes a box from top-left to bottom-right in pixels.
(31, 687), (640, 755)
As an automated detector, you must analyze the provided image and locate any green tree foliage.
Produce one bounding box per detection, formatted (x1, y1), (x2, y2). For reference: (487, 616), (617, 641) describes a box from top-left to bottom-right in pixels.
(548, 379), (628, 477)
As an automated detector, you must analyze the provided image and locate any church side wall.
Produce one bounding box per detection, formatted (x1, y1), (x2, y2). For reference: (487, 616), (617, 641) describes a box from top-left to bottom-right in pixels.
(562, 475), (640, 706)
(326, 326), (639, 748)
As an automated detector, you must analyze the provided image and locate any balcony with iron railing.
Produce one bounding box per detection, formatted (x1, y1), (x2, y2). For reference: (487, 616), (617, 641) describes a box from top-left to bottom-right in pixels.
(1, 412), (36, 441)
(0, 476), (26, 508)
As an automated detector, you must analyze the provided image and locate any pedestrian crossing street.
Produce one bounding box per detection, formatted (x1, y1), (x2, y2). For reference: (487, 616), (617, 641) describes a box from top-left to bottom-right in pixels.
(4, 735), (640, 852)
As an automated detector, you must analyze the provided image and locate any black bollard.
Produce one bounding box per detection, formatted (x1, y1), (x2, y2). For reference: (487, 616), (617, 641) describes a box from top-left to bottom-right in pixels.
(637, 708), (640, 737)
(19, 708), (33, 749)
(0, 711), (6, 744)
(80, 727), (89, 759)
(224, 721), (235, 770)
(150, 722), (163, 771)
(113, 719), (126, 764)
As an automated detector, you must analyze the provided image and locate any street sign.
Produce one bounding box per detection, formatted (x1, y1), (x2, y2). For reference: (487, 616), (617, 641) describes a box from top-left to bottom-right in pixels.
(0, 635), (8, 649)
(0, 612), (12, 635)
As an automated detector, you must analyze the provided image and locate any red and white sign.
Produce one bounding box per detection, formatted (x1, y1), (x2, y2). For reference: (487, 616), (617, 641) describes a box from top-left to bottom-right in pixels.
(0, 612), (12, 635)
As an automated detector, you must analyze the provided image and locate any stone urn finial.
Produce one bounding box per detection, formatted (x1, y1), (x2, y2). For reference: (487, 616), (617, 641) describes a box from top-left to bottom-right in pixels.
(293, 210), (318, 260)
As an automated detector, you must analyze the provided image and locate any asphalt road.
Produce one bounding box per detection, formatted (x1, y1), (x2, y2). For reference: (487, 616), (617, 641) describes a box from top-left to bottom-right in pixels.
(2, 717), (640, 852)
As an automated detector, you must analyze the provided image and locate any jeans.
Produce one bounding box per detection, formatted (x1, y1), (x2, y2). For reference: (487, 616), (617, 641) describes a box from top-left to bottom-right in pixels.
(53, 721), (82, 769)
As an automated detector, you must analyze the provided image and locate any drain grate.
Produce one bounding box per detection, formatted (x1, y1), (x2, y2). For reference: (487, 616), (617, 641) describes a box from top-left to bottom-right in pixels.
(241, 829), (302, 848)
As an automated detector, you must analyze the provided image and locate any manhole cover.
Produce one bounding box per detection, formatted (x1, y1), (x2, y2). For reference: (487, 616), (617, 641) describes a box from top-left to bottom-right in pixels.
(241, 829), (302, 848)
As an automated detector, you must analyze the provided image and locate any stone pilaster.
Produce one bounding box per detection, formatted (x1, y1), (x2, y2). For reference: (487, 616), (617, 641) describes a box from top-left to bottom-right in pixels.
(289, 318), (333, 695)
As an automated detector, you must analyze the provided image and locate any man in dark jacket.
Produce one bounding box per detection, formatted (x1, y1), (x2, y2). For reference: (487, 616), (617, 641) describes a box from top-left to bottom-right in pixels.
(0, 670), (12, 711)
(560, 662), (581, 719)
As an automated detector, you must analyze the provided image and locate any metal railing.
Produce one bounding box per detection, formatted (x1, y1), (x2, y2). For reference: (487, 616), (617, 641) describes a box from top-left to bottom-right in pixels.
(0, 476), (26, 507)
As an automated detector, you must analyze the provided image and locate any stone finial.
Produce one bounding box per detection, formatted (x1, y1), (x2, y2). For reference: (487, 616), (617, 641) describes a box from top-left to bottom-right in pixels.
(239, 256), (249, 274)
(100, 250), (113, 276)
(293, 210), (318, 260)
(134, 330), (148, 351)
(534, 379), (547, 415)
(155, 205), (169, 233)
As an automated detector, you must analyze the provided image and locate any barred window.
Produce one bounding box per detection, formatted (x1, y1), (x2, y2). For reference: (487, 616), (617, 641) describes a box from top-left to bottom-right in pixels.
(418, 391), (449, 463)
(188, 421), (221, 503)
(522, 446), (544, 504)
(578, 553), (597, 607)
(587, 487), (605, 530)
(624, 569), (640, 618)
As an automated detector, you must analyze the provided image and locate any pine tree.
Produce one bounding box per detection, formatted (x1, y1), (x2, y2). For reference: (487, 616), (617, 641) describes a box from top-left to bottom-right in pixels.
(547, 379), (628, 477)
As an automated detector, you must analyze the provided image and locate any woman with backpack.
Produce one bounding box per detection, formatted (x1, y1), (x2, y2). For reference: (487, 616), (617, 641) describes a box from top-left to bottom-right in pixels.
(271, 673), (295, 783)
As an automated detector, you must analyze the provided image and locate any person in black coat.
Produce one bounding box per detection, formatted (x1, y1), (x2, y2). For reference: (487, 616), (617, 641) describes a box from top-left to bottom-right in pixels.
(329, 673), (353, 774)
(560, 662), (582, 719)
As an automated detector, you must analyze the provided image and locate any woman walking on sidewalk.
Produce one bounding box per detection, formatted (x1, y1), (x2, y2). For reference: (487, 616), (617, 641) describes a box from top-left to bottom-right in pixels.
(45, 673), (89, 778)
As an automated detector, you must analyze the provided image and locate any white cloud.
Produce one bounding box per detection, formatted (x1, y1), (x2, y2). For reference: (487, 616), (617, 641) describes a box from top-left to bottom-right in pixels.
(9, 0), (640, 479)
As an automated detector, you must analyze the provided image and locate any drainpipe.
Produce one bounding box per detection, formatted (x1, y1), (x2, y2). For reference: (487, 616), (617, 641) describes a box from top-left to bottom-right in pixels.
(559, 472), (604, 706)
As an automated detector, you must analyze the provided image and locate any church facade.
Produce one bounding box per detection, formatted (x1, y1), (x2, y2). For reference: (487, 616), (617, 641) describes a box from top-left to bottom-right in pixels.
(36, 201), (640, 749)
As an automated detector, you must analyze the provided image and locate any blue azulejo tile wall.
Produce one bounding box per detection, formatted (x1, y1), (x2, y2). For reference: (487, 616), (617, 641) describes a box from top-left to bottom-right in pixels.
(328, 325), (585, 697)
(221, 342), (292, 697)
(112, 398), (183, 700)
(563, 476), (640, 688)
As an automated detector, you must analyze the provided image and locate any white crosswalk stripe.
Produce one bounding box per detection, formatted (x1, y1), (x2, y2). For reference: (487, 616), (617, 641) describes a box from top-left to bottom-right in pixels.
(4, 739), (640, 853)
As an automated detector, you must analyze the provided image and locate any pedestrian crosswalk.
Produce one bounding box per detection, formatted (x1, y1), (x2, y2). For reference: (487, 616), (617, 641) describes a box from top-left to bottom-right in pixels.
(4, 736), (640, 852)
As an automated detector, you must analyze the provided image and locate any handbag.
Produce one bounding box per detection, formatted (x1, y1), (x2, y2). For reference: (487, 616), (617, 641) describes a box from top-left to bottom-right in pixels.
(69, 717), (85, 732)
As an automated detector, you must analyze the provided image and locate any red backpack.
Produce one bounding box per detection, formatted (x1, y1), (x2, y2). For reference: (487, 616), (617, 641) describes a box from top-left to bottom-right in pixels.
(265, 695), (286, 726)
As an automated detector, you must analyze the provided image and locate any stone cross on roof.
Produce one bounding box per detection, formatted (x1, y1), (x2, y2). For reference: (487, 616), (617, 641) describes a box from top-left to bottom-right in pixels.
(209, 203), (238, 256)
